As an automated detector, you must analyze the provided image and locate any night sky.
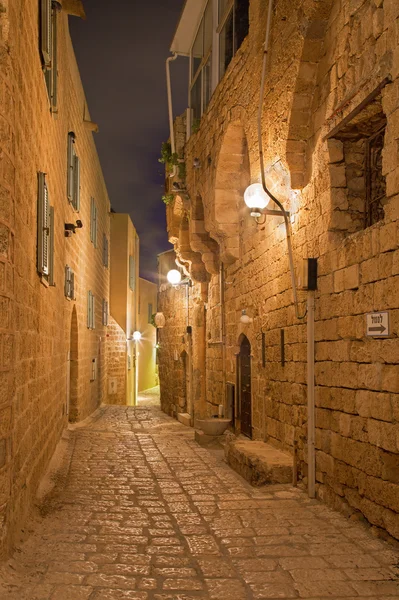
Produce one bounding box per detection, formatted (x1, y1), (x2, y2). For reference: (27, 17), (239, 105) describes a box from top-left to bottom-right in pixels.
(69, 1), (188, 282)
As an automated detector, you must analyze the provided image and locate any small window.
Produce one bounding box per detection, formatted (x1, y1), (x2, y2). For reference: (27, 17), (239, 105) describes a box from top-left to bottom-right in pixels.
(148, 303), (153, 324)
(64, 266), (75, 300)
(102, 233), (109, 267)
(219, 0), (249, 79)
(67, 133), (80, 210)
(129, 255), (135, 291)
(40, 0), (59, 112)
(87, 290), (95, 329)
(189, 0), (213, 129)
(37, 172), (55, 285)
(90, 197), (97, 247)
(102, 299), (108, 326)
(327, 88), (386, 232)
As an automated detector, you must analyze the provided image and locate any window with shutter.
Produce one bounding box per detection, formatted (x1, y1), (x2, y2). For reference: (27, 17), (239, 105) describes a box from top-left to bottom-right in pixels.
(102, 234), (109, 267)
(67, 132), (75, 204)
(73, 154), (80, 211)
(48, 206), (55, 286)
(90, 198), (97, 247)
(129, 255), (135, 291)
(64, 266), (75, 299)
(87, 290), (95, 329)
(40, 0), (52, 68)
(41, 1), (59, 112)
(37, 172), (55, 285)
(102, 299), (108, 326)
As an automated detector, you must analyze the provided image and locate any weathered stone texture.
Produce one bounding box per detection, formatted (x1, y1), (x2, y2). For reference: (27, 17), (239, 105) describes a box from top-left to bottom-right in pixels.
(0, 0), (110, 559)
(161, 0), (399, 538)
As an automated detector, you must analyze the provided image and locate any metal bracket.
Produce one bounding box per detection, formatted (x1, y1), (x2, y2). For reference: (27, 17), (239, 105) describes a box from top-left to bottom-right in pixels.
(263, 209), (290, 217)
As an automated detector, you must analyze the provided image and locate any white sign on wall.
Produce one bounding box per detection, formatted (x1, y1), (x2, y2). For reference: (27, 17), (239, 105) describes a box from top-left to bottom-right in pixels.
(108, 378), (118, 395)
(366, 312), (389, 337)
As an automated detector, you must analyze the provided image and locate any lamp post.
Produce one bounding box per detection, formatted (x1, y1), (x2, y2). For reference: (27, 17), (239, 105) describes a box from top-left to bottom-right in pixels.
(132, 330), (141, 404)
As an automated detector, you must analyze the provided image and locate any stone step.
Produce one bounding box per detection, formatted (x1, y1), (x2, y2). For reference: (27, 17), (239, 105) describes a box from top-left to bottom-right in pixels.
(177, 412), (192, 427)
(225, 438), (293, 486)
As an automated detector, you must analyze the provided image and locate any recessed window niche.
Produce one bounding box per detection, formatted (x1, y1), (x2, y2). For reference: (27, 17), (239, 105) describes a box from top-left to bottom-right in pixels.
(327, 85), (388, 233)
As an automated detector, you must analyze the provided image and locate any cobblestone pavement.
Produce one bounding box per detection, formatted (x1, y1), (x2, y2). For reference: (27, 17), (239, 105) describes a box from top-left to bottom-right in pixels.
(137, 387), (161, 407)
(1, 405), (399, 600)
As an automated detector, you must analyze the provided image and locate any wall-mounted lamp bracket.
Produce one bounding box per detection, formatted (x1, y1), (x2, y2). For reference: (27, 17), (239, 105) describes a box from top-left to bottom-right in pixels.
(263, 209), (290, 217)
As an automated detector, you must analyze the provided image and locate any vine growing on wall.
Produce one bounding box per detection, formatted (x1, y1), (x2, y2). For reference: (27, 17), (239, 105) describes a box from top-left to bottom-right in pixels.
(158, 142), (186, 182)
(161, 193), (174, 205)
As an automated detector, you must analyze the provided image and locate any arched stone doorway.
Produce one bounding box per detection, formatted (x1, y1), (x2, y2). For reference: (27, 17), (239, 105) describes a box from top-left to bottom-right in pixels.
(238, 335), (252, 438)
(68, 306), (79, 422)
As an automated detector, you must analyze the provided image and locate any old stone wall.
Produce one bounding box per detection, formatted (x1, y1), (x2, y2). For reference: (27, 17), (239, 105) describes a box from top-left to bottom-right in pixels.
(164, 0), (399, 538)
(0, 0), (110, 558)
(106, 317), (127, 405)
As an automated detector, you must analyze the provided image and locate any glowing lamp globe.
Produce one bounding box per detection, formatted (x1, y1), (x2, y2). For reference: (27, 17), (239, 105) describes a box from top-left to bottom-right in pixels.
(244, 183), (270, 217)
(167, 269), (182, 285)
(132, 331), (142, 341)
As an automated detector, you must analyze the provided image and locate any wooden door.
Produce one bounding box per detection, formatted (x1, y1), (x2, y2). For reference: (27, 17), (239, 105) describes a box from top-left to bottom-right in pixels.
(239, 336), (252, 438)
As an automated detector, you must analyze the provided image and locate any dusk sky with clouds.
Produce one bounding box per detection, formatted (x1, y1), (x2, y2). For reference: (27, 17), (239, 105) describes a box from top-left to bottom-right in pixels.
(69, 1), (188, 282)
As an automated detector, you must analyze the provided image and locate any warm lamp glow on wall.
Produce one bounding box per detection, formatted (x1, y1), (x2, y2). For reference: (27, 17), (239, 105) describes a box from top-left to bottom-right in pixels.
(167, 269), (182, 285)
(243, 183), (270, 217)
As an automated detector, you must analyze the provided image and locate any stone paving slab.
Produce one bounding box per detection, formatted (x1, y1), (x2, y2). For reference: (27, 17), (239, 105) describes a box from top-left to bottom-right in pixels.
(0, 404), (398, 599)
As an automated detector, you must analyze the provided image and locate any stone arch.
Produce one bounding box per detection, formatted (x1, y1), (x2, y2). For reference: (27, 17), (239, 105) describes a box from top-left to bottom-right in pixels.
(189, 194), (219, 275)
(211, 121), (251, 264)
(177, 213), (210, 283)
(167, 195), (185, 245)
(285, 0), (335, 189)
(68, 305), (79, 422)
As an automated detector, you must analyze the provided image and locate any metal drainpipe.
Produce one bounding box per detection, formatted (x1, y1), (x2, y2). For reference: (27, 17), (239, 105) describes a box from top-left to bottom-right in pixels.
(307, 291), (316, 498)
(166, 53), (178, 179)
(258, 0), (315, 496)
(220, 263), (226, 415)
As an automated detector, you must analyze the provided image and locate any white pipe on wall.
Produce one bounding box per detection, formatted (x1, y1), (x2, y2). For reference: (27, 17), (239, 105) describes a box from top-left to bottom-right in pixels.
(166, 53), (178, 179)
(307, 291), (316, 498)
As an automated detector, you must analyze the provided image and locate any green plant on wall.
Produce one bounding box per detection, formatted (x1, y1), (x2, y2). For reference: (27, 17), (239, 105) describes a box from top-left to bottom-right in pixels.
(162, 193), (174, 205)
(158, 142), (179, 172)
(192, 118), (201, 134)
(159, 142), (186, 180)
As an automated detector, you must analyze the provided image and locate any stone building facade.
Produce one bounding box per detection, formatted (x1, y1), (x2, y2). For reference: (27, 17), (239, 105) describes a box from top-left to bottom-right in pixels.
(160, 0), (399, 538)
(0, 0), (111, 558)
(138, 277), (158, 392)
(107, 213), (139, 406)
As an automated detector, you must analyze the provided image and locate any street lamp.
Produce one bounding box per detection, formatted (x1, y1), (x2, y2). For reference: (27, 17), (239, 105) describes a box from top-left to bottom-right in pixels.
(244, 182), (289, 222)
(167, 269), (182, 285)
(132, 330), (142, 341)
(243, 183), (270, 217)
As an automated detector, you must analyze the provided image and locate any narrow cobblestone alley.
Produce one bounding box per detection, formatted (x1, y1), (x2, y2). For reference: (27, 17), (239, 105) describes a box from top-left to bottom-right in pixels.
(0, 405), (398, 600)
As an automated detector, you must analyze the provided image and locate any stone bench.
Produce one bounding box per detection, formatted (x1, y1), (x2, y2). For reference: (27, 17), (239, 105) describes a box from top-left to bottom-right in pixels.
(225, 438), (293, 486)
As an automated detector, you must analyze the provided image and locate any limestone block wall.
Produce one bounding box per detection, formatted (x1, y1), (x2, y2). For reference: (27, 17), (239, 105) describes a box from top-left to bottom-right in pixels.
(106, 317), (127, 405)
(164, 0), (399, 538)
(0, 0), (110, 558)
(158, 283), (194, 417)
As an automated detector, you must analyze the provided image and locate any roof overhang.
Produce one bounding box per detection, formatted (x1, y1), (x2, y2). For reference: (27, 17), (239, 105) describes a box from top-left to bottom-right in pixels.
(170, 0), (208, 56)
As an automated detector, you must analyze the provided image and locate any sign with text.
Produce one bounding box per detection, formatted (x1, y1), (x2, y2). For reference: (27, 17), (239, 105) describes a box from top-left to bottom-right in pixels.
(366, 312), (389, 337)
